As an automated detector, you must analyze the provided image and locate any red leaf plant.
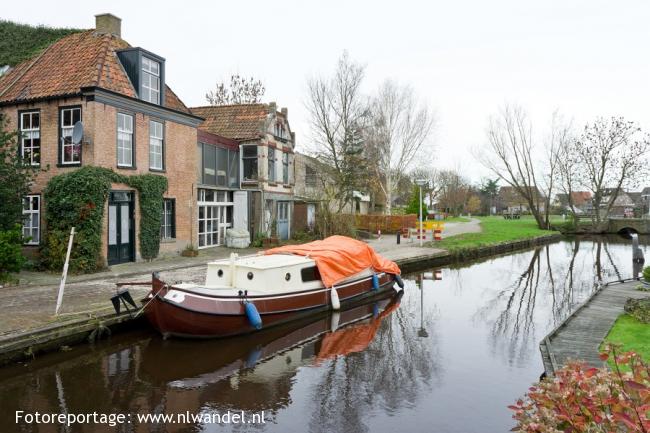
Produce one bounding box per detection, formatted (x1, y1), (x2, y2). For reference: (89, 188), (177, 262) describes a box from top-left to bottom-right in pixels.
(510, 344), (650, 432)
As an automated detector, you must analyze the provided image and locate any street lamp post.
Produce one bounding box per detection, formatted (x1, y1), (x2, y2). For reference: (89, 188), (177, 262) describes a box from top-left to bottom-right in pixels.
(415, 179), (428, 247)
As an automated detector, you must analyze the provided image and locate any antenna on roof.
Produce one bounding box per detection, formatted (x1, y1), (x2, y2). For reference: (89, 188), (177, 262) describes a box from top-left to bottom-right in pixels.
(72, 121), (84, 145)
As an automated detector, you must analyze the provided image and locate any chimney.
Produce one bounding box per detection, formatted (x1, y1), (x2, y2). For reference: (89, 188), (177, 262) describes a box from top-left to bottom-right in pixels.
(268, 102), (277, 114)
(281, 107), (288, 118)
(95, 13), (121, 38)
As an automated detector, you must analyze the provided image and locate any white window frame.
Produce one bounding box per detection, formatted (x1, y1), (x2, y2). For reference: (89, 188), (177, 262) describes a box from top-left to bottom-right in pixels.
(149, 120), (164, 170)
(197, 189), (234, 248)
(60, 107), (81, 165)
(161, 198), (175, 240)
(20, 111), (40, 166)
(23, 195), (40, 245)
(141, 57), (160, 105)
(117, 113), (134, 168)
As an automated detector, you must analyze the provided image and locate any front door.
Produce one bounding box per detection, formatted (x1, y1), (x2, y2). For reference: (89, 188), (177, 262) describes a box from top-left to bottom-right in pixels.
(277, 201), (290, 240)
(108, 191), (134, 265)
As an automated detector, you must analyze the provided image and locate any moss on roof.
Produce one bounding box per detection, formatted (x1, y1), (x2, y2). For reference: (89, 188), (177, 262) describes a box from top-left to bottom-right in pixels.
(0, 20), (84, 67)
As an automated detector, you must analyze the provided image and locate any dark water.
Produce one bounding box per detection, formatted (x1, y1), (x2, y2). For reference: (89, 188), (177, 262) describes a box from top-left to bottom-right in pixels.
(1, 236), (647, 433)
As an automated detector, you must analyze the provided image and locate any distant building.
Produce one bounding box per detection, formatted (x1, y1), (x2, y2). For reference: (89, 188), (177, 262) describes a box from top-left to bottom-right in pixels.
(497, 186), (546, 214)
(554, 191), (593, 214)
(292, 152), (370, 232)
(191, 103), (295, 240)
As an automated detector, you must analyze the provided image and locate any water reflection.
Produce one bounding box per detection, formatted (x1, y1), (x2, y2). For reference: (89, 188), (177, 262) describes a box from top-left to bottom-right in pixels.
(1, 236), (646, 433)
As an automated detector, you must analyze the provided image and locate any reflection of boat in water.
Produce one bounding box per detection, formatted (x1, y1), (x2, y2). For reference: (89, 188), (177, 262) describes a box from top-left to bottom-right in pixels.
(140, 236), (403, 338)
(140, 290), (402, 391)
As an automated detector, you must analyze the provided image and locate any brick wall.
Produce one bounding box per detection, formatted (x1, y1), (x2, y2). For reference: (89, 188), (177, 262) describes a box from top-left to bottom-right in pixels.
(2, 98), (198, 263)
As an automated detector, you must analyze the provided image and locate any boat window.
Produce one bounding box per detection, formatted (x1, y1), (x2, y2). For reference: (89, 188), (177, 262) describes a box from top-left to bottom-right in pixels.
(301, 266), (321, 282)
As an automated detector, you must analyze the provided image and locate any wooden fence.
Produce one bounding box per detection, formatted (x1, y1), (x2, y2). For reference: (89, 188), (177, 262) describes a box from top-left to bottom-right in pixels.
(354, 214), (418, 233)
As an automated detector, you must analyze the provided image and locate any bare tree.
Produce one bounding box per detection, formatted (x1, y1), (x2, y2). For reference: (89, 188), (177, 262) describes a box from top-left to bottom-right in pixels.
(305, 52), (370, 211)
(436, 169), (471, 216)
(539, 112), (572, 227)
(367, 80), (435, 214)
(205, 74), (265, 105)
(410, 166), (443, 209)
(480, 105), (548, 229)
(570, 117), (650, 228)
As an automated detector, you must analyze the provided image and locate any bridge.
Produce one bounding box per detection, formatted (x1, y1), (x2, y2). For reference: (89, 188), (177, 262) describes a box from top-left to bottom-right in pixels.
(608, 218), (650, 235)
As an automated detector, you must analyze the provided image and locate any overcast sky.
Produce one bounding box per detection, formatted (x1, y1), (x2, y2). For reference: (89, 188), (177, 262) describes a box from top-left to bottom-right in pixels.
(4, 1), (650, 182)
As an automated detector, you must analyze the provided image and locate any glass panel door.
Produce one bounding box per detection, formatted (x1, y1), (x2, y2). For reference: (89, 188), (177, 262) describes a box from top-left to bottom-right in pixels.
(108, 192), (134, 265)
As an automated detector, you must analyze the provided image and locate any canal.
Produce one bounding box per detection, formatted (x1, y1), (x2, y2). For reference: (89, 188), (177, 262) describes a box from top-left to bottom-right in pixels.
(1, 236), (646, 433)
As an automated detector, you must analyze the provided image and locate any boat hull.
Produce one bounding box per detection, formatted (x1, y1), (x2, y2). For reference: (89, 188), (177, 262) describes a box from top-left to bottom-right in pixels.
(144, 273), (398, 338)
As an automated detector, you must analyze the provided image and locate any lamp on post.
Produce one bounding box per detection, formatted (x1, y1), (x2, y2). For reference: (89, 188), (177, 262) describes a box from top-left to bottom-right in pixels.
(415, 179), (428, 247)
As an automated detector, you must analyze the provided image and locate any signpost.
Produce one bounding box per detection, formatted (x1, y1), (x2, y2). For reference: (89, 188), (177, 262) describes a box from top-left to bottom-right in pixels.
(415, 179), (428, 247)
(55, 227), (75, 315)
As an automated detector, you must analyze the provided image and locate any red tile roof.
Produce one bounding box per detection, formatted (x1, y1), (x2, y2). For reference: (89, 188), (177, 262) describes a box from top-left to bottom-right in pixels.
(190, 104), (270, 141)
(0, 30), (190, 113)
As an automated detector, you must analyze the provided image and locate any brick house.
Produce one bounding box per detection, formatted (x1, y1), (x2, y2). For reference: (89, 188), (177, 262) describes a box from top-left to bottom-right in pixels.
(190, 103), (295, 240)
(0, 14), (203, 265)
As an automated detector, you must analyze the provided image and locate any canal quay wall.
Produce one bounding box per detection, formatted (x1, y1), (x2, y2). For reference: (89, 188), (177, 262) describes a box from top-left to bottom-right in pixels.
(540, 279), (650, 376)
(0, 233), (562, 367)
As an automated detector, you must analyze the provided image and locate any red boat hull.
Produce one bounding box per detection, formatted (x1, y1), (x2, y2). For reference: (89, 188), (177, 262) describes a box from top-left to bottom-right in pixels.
(143, 273), (398, 338)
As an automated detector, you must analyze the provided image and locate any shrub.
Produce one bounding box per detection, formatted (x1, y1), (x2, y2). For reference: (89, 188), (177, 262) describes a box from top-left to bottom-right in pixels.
(251, 232), (266, 248)
(643, 266), (650, 283)
(510, 344), (650, 432)
(0, 225), (25, 283)
(625, 298), (650, 324)
(315, 208), (356, 238)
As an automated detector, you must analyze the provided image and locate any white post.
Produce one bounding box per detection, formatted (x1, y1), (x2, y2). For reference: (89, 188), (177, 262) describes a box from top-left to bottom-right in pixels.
(419, 185), (423, 247)
(55, 227), (75, 316)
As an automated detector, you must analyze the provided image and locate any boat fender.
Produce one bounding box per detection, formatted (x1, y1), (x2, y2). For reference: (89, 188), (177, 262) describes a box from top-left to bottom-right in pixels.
(372, 303), (379, 318)
(245, 302), (263, 330)
(330, 287), (340, 310)
(330, 311), (340, 332)
(371, 274), (380, 291)
(245, 347), (263, 368)
(393, 274), (405, 289)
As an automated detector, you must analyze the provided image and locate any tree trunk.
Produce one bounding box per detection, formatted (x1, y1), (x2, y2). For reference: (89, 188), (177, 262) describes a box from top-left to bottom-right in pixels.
(384, 177), (392, 215)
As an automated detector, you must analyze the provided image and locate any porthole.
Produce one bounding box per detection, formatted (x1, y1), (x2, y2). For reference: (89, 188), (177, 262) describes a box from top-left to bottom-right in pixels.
(217, 269), (223, 277)
(285, 273), (291, 281)
(247, 272), (254, 280)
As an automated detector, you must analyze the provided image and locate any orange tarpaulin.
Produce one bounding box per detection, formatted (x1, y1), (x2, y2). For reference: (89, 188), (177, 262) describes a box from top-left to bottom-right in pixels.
(264, 235), (401, 288)
(315, 299), (401, 362)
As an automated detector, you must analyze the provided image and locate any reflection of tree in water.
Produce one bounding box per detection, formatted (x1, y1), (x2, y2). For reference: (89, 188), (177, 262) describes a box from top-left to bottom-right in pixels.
(473, 238), (630, 368)
(307, 291), (441, 433)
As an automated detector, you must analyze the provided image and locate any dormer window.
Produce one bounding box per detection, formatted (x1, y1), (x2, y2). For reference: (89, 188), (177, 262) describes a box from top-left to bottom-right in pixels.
(116, 48), (165, 106)
(142, 57), (160, 104)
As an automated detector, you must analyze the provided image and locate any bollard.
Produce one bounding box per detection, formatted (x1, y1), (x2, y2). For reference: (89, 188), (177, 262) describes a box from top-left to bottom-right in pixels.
(434, 229), (442, 241)
(397, 232), (401, 244)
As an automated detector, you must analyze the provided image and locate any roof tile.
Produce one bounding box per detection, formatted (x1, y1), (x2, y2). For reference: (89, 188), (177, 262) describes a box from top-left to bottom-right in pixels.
(190, 104), (269, 141)
(0, 29), (190, 114)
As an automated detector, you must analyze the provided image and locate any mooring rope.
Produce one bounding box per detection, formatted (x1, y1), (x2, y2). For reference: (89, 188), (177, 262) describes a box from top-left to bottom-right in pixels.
(132, 286), (165, 319)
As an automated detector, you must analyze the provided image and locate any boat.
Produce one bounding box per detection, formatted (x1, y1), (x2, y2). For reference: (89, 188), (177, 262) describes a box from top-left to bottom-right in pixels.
(139, 292), (402, 390)
(139, 236), (404, 338)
